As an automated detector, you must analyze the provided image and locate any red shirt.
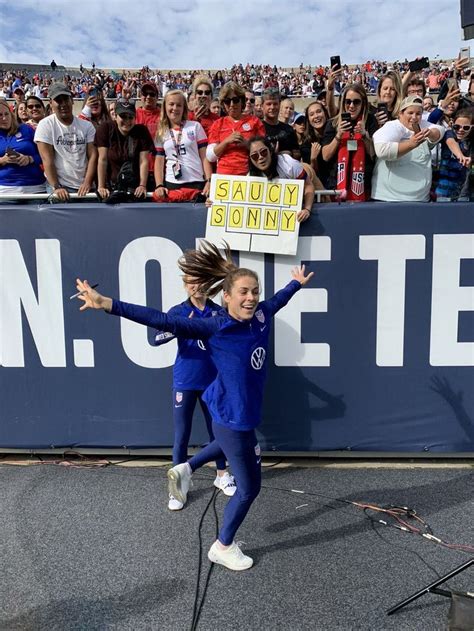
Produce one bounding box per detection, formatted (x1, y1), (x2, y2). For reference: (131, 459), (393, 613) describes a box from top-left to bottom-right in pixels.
(188, 110), (219, 135)
(135, 106), (161, 172)
(208, 115), (265, 175)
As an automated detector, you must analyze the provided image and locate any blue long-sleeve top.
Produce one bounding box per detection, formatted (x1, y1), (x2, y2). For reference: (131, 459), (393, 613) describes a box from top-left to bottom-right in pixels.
(0, 124), (45, 186)
(111, 280), (301, 431)
(153, 298), (222, 390)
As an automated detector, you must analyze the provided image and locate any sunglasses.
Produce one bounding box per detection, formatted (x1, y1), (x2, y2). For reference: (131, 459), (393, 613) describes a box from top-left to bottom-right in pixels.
(196, 89), (211, 96)
(250, 147), (270, 160)
(118, 113), (134, 120)
(222, 96), (241, 106)
(246, 97), (255, 103)
(142, 91), (156, 97)
(345, 98), (362, 106)
(453, 124), (472, 132)
(27, 104), (43, 109)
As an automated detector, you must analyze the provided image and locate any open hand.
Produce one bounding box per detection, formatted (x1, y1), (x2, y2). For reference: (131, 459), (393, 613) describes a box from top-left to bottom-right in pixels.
(75, 279), (110, 311)
(291, 264), (314, 286)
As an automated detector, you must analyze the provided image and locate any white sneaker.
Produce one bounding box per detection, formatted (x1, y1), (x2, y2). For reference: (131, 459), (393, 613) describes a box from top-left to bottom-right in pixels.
(214, 472), (237, 497)
(167, 462), (193, 504)
(168, 494), (184, 511)
(208, 540), (253, 571)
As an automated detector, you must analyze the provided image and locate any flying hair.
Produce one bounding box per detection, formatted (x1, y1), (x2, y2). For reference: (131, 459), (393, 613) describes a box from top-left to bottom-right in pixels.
(178, 240), (259, 298)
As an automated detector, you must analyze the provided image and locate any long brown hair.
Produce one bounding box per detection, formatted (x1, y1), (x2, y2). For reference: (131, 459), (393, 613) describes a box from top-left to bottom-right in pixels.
(178, 241), (259, 298)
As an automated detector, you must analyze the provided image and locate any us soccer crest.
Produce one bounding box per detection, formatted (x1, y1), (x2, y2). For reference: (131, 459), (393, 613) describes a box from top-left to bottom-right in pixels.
(255, 309), (265, 323)
(175, 392), (183, 403)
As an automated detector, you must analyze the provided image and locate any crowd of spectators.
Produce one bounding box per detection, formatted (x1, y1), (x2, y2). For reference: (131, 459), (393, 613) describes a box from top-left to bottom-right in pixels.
(0, 53), (472, 204)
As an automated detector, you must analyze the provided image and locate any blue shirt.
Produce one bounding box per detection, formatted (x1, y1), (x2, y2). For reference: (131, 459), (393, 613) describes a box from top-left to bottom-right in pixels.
(0, 124), (45, 187)
(153, 298), (222, 391)
(111, 280), (301, 431)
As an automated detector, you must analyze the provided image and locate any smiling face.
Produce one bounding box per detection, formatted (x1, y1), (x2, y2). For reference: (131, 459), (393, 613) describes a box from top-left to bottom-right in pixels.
(26, 99), (45, 122)
(262, 97), (280, 123)
(452, 116), (472, 141)
(116, 111), (135, 134)
(222, 92), (243, 119)
(224, 275), (260, 321)
(51, 95), (74, 124)
(399, 105), (422, 131)
(165, 93), (185, 126)
(279, 99), (294, 122)
(307, 102), (327, 132)
(17, 102), (28, 122)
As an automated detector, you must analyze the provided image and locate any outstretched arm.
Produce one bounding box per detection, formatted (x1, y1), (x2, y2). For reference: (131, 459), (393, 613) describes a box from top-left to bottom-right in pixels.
(75, 279), (223, 340)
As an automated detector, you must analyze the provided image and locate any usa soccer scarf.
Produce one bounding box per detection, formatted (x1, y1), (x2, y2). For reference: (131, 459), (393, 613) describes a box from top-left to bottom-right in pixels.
(336, 130), (367, 201)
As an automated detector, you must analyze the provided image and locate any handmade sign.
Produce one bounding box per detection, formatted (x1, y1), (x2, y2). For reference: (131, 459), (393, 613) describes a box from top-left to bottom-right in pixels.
(206, 174), (304, 255)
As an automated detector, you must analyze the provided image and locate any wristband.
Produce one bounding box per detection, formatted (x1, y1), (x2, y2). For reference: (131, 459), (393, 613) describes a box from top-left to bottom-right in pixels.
(155, 184), (165, 189)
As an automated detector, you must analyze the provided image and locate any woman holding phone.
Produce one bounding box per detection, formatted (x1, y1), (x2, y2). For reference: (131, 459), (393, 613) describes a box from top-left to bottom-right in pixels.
(0, 99), (45, 195)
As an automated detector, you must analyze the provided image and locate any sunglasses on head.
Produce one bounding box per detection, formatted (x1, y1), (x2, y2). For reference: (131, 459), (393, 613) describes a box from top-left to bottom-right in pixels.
(453, 124), (472, 132)
(250, 147), (269, 160)
(196, 89), (211, 96)
(345, 98), (362, 106)
(222, 96), (242, 106)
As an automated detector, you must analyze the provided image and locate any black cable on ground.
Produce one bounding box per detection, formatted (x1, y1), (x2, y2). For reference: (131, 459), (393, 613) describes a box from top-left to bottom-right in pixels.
(190, 488), (219, 631)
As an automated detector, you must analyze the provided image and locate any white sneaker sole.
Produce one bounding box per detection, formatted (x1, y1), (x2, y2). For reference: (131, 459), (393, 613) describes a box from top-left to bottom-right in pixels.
(167, 468), (191, 504)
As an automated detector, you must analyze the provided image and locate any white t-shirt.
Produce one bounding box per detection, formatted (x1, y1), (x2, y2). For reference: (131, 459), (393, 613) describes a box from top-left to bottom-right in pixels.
(155, 120), (207, 184)
(371, 118), (444, 202)
(34, 114), (96, 189)
(276, 153), (305, 180)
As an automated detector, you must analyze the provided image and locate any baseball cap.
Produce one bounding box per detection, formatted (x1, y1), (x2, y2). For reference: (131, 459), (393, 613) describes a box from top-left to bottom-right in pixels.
(115, 100), (136, 117)
(294, 114), (306, 125)
(48, 83), (72, 100)
(13, 86), (24, 94)
(400, 95), (423, 111)
(141, 82), (158, 96)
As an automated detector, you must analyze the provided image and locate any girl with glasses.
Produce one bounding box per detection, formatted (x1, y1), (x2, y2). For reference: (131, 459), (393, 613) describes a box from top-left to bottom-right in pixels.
(189, 75), (219, 135)
(321, 84), (377, 201)
(25, 96), (46, 129)
(206, 82), (265, 176)
(435, 108), (473, 202)
(247, 136), (314, 222)
(75, 241), (313, 571)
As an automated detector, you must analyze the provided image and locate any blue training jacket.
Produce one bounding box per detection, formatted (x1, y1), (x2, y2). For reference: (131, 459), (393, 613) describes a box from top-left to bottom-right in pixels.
(111, 280), (301, 431)
(153, 298), (222, 391)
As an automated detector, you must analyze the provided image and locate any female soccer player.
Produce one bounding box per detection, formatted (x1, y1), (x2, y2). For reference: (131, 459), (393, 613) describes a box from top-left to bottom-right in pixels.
(76, 241), (313, 571)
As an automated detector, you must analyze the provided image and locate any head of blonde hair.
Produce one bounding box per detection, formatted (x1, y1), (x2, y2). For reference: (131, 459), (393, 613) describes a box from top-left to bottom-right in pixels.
(0, 99), (18, 135)
(156, 89), (188, 140)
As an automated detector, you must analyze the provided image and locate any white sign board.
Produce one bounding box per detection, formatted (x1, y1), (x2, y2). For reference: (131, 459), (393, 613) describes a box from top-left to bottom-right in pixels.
(205, 174), (304, 255)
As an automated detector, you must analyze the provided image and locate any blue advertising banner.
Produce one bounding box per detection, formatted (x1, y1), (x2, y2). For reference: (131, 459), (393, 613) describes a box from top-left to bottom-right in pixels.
(0, 202), (473, 452)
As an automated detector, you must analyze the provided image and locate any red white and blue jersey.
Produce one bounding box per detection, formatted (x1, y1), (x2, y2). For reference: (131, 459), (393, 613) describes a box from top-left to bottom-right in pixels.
(154, 298), (222, 390)
(155, 120), (207, 184)
(111, 280), (301, 430)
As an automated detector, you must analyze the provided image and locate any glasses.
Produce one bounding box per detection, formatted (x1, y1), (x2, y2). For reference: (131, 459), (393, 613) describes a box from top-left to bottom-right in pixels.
(250, 147), (270, 161)
(345, 98), (362, 106)
(27, 104), (43, 109)
(453, 124), (472, 132)
(246, 97), (255, 103)
(222, 96), (241, 106)
(196, 89), (211, 96)
(408, 88), (424, 95)
(118, 113), (134, 120)
(142, 91), (156, 97)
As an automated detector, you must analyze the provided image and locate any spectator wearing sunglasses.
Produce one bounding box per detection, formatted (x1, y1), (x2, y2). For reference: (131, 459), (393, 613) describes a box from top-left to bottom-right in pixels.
(262, 88), (299, 159)
(95, 100), (154, 201)
(25, 96), (46, 130)
(35, 83), (97, 201)
(247, 136), (313, 223)
(435, 109), (473, 202)
(243, 90), (255, 116)
(321, 84), (377, 201)
(135, 82), (161, 191)
(206, 82), (265, 175)
(188, 75), (219, 135)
